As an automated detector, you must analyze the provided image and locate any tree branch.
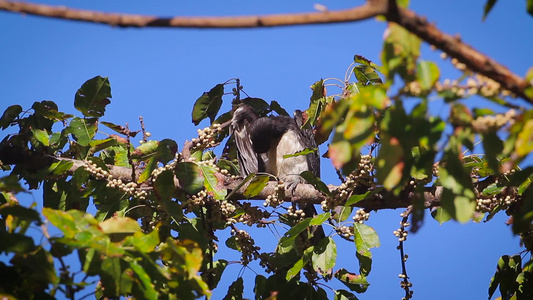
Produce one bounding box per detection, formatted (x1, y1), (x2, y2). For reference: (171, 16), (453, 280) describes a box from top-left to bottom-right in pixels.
(0, 0), (384, 28)
(55, 156), (442, 211)
(1, 0), (530, 103)
(387, 5), (532, 104)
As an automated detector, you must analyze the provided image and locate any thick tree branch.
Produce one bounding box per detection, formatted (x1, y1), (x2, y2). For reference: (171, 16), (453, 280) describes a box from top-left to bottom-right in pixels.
(55, 156), (442, 211)
(1, 0), (530, 103)
(387, 6), (532, 104)
(0, 0), (384, 28)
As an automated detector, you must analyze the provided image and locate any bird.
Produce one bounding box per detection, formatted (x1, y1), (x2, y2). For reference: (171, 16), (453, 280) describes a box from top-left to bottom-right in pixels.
(230, 104), (325, 244)
(229, 104), (265, 177)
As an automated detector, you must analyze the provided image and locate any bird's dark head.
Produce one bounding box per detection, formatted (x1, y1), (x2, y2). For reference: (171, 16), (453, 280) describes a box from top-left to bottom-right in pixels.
(231, 104), (258, 132)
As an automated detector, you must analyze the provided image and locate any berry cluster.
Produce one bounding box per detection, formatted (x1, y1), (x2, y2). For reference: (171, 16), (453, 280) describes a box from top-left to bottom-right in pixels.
(393, 212), (410, 242)
(227, 202), (270, 227)
(83, 161), (148, 200)
(337, 225), (354, 239)
(287, 205), (306, 220)
(472, 109), (516, 134)
(352, 208), (370, 224)
(150, 152), (181, 181)
(321, 154), (374, 210)
(263, 182), (285, 208)
(191, 123), (223, 150)
(231, 228), (260, 266)
(184, 190), (208, 212)
(436, 51), (514, 98)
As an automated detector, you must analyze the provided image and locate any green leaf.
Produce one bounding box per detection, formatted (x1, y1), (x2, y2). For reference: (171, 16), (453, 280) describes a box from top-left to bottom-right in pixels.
(279, 213), (330, 248)
(286, 246), (313, 281)
(416, 60), (440, 91)
(335, 268), (369, 293)
(243, 175), (270, 197)
(0, 204), (42, 225)
(352, 56), (382, 86)
(515, 118), (533, 157)
(175, 162), (205, 195)
(132, 140), (159, 158)
(31, 128), (50, 146)
(242, 97), (270, 114)
(198, 164), (227, 200)
(283, 147), (317, 159)
(67, 117), (98, 146)
(528, 0), (533, 17)
(489, 255), (522, 299)
(345, 189), (381, 207)
(74, 76), (111, 118)
(207, 259), (228, 290)
(329, 140), (353, 169)
(312, 237), (337, 275)
(482, 183), (504, 196)
(0, 231), (36, 253)
(0, 105), (22, 129)
(483, 0), (498, 20)
(334, 289), (359, 300)
(482, 131), (503, 172)
(101, 121), (139, 137)
(223, 277), (244, 300)
(192, 84), (224, 125)
(89, 138), (119, 153)
(43, 207), (78, 238)
(129, 260), (158, 299)
(100, 257), (122, 296)
(431, 207), (452, 224)
(153, 169), (176, 201)
(300, 171), (331, 196)
(375, 136), (404, 190)
(270, 100), (290, 116)
(100, 216), (141, 235)
(353, 223), (380, 257)
(381, 23), (421, 83)
(48, 160), (74, 175)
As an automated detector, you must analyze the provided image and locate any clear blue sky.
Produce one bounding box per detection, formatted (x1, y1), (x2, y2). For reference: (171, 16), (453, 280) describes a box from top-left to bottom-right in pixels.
(1, 1), (532, 299)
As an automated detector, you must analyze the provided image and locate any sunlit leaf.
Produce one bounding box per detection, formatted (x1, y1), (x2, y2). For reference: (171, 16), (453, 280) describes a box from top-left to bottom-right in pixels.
(335, 268), (369, 293)
(243, 175), (269, 197)
(279, 213), (330, 248)
(431, 207), (452, 224)
(416, 60), (440, 91)
(375, 136), (404, 190)
(286, 246), (313, 281)
(516, 118), (533, 157)
(100, 216), (141, 235)
(129, 261), (158, 298)
(198, 164), (227, 200)
(43, 207), (78, 238)
(353, 223), (380, 257)
(312, 237), (337, 274)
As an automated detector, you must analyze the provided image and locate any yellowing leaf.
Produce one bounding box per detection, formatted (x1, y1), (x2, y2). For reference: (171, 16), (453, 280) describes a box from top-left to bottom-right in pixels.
(100, 216), (141, 234)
